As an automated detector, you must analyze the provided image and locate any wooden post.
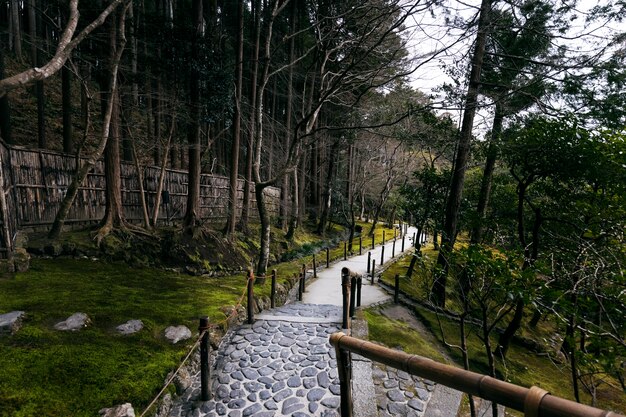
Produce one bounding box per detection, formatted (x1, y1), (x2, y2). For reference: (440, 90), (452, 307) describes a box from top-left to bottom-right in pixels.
(326, 247), (330, 267)
(341, 268), (352, 330)
(331, 333), (353, 417)
(371, 260), (376, 284)
(383, 230), (386, 245)
(413, 232), (416, 247)
(356, 277), (362, 307)
(270, 269), (277, 309)
(313, 254), (317, 278)
(394, 228), (397, 239)
(298, 271), (303, 301)
(392, 239), (396, 258)
(359, 237), (362, 255)
(394, 274), (400, 304)
(402, 235), (405, 252)
(302, 264), (307, 292)
(247, 270), (255, 324)
(349, 276), (357, 318)
(371, 235), (375, 250)
(199, 316), (211, 401)
(344, 241), (347, 260)
(367, 251), (371, 273)
(380, 245), (385, 265)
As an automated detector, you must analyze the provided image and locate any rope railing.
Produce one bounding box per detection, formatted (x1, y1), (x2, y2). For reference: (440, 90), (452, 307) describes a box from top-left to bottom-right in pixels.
(138, 277), (250, 417)
(330, 332), (625, 417)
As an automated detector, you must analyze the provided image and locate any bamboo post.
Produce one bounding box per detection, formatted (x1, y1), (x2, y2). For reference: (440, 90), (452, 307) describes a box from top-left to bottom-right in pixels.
(247, 270), (255, 324)
(349, 275), (357, 318)
(394, 274), (400, 304)
(402, 235), (405, 252)
(298, 271), (303, 301)
(344, 241), (347, 260)
(359, 237), (362, 255)
(326, 247), (330, 267)
(199, 316), (211, 401)
(392, 239), (396, 258)
(356, 277), (362, 307)
(330, 333), (353, 417)
(341, 268), (352, 330)
(367, 252), (371, 273)
(313, 254), (317, 278)
(270, 269), (277, 309)
(383, 230), (386, 245)
(302, 264), (307, 292)
(380, 245), (385, 265)
(413, 232), (416, 247)
(371, 260), (376, 284)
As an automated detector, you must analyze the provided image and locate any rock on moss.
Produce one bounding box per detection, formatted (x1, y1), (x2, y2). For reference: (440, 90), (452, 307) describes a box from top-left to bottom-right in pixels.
(54, 312), (91, 331)
(0, 311), (26, 335)
(99, 403), (135, 417)
(116, 320), (144, 335)
(164, 325), (192, 344)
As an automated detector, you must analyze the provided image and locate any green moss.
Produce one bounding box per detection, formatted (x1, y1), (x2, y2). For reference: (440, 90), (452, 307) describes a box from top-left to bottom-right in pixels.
(364, 309), (447, 363)
(0, 258), (250, 417)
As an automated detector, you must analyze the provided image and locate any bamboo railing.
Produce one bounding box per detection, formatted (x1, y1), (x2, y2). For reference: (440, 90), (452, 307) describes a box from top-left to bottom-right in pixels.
(330, 332), (625, 417)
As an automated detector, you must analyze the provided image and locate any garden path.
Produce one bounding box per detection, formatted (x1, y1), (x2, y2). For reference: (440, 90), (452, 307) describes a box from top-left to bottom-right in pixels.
(168, 227), (457, 417)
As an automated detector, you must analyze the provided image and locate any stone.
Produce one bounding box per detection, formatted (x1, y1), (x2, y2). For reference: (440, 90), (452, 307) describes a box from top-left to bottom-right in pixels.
(172, 368), (192, 394)
(242, 368), (259, 380)
(416, 388), (429, 401)
(272, 388), (291, 402)
(301, 367), (317, 377)
(287, 375), (301, 388)
(227, 399), (246, 409)
(317, 371), (330, 388)
(116, 320), (144, 335)
(387, 389), (405, 402)
(271, 381), (285, 393)
(309, 402), (319, 413)
(163, 325), (192, 344)
(281, 397), (304, 414)
(259, 390), (271, 400)
(407, 399), (424, 412)
(321, 397), (340, 408)
(0, 311), (26, 335)
(99, 403), (135, 417)
(232, 371), (245, 381)
(264, 400), (278, 410)
(303, 378), (316, 389)
(307, 388), (326, 402)
(383, 380), (398, 389)
(329, 384), (340, 395)
(228, 411), (241, 417)
(242, 404), (262, 416)
(54, 313), (91, 331)
(387, 403), (408, 415)
(216, 403), (227, 415)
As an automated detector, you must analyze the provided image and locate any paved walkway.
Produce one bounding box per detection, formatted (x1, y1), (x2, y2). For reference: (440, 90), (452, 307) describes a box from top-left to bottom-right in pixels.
(168, 227), (453, 417)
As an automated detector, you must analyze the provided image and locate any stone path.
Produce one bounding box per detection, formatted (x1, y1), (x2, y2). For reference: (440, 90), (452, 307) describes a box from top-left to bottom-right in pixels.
(168, 227), (455, 417)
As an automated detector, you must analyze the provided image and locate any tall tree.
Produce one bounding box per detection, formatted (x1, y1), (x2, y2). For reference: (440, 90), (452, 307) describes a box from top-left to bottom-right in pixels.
(433, 0), (492, 307)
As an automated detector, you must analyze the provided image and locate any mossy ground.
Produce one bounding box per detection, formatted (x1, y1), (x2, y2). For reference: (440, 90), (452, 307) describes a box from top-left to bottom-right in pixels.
(376, 241), (626, 415)
(0, 220), (397, 416)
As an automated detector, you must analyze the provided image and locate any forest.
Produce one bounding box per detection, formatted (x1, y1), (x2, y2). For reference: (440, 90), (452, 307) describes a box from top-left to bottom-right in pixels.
(0, 0), (625, 415)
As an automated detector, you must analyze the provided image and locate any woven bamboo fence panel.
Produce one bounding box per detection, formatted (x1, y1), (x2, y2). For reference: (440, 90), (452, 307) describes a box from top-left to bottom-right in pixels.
(1, 144), (280, 234)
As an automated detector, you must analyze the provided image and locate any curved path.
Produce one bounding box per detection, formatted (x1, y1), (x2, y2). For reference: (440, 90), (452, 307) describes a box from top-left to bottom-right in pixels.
(168, 227), (450, 417)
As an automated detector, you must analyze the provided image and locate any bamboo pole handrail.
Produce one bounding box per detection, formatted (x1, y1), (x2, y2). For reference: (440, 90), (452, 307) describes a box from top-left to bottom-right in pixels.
(330, 332), (625, 417)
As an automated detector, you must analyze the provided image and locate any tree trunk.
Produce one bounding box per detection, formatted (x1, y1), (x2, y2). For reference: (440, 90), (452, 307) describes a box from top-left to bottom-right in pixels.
(0, 47), (13, 144)
(183, 0), (204, 233)
(255, 184), (271, 276)
(10, 0), (22, 60)
(239, 0), (260, 232)
(62, 64), (73, 152)
(283, 0), (296, 232)
(494, 297), (524, 359)
(225, 0), (243, 236)
(470, 105), (503, 244)
(434, 0), (491, 307)
(317, 139), (339, 235)
(49, 4), (128, 238)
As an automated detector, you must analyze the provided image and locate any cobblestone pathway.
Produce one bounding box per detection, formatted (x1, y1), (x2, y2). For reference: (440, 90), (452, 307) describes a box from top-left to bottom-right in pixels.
(168, 227), (447, 417)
